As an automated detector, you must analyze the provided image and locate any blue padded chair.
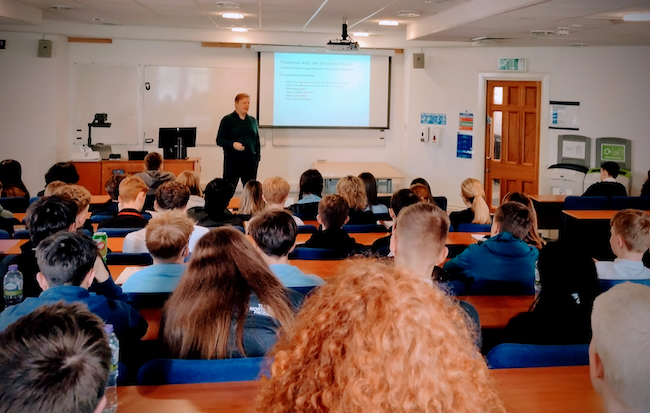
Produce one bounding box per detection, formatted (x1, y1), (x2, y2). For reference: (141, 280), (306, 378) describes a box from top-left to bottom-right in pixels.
(486, 343), (589, 369)
(29, 196), (40, 205)
(137, 357), (267, 385)
(455, 223), (492, 233)
(0, 197), (29, 213)
(142, 212), (153, 221)
(127, 292), (171, 308)
(609, 196), (650, 211)
(598, 278), (650, 293)
(0, 230), (10, 239)
(469, 279), (534, 295)
(105, 253), (153, 266)
(89, 214), (114, 224)
(288, 203), (319, 220)
(97, 227), (142, 237)
(297, 225), (318, 234)
(289, 285), (318, 296)
(342, 224), (387, 233)
(564, 196), (608, 211)
(12, 229), (29, 239)
(432, 196), (448, 211)
(289, 248), (347, 260)
(458, 300), (482, 349)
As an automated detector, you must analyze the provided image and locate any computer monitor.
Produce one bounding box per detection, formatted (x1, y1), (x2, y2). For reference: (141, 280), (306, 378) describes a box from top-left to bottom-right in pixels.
(158, 127), (197, 160)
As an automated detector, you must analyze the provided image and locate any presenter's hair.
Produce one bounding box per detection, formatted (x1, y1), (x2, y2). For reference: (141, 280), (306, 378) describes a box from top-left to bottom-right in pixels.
(238, 180), (266, 216)
(0, 302), (111, 413)
(155, 181), (191, 210)
(503, 191), (545, 249)
(105, 174), (127, 200)
(144, 152), (164, 171)
(299, 169), (323, 199)
(176, 170), (203, 197)
(253, 259), (504, 413)
(494, 202), (532, 240)
(262, 177), (291, 205)
(235, 93), (250, 102)
(460, 178), (491, 225)
(203, 178), (235, 214)
(318, 194), (349, 230)
(53, 184), (92, 212)
(409, 183), (434, 204)
(390, 189), (420, 217)
(610, 209), (650, 253)
(45, 162), (79, 185)
(591, 283), (650, 412)
(43, 180), (66, 197)
(119, 176), (149, 203)
(25, 195), (77, 245)
(336, 175), (367, 211)
(601, 161), (621, 178)
(249, 210), (298, 257)
(145, 209), (194, 260)
(36, 231), (98, 287)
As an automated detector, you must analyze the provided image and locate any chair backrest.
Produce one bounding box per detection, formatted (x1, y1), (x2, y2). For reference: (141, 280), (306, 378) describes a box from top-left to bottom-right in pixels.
(373, 213), (391, 221)
(486, 343), (589, 369)
(13, 229), (30, 239)
(0, 197), (29, 213)
(89, 214), (114, 223)
(457, 300), (482, 349)
(469, 279), (534, 295)
(342, 224), (387, 233)
(127, 292), (171, 308)
(288, 203), (319, 220)
(598, 278), (650, 293)
(97, 227), (142, 237)
(297, 225), (318, 234)
(432, 196), (448, 211)
(29, 196), (40, 205)
(455, 223), (492, 233)
(609, 196), (650, 211)
(0, 230), (10, 239)
(289, 248), (347, 260)
(564, 196), (608, 210)
(137, 357), (267, 385)
(105, 253), (153, 266)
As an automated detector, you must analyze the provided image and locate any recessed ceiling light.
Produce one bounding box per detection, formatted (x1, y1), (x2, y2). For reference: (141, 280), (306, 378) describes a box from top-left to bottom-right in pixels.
(379, 20), (399, 26)
(216, 2), (240, 8)
(397, 11), (420, 18)
(223, 12), (243, 19)
(50, 5), (73, 11)
(231, 27), (248, 32)
(623, 13), (650, 22)
(353, 32), (369, 37)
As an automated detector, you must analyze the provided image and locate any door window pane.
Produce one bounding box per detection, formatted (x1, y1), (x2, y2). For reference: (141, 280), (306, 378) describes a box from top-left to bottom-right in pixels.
(492, 179), (501, 208)
(493, 87), (503, 105)
(493, 111), (502, 160)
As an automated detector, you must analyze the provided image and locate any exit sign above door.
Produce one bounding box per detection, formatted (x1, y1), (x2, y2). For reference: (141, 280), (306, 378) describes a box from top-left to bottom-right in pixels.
(498, 58), (526, 71)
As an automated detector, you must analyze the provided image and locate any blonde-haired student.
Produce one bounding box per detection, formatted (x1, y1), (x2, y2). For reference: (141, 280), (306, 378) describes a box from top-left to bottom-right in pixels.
(449, 178), (492, 230)
(596, 209), (650, 280)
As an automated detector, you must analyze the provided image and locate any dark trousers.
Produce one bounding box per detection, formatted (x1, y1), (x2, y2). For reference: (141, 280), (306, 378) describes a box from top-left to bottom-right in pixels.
(223, 152), (259, 189)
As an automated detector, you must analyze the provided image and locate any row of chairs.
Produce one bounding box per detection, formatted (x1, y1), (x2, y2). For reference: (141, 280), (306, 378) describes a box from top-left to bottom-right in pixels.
(565, 195), (650, 211)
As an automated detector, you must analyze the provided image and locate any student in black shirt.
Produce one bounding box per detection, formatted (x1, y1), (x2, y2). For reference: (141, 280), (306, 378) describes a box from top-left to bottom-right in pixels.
(583, 161), (627, 198)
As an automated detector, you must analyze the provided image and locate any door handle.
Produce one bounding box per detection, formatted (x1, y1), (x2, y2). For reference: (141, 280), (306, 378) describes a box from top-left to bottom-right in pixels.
(486, 115), (493, 160)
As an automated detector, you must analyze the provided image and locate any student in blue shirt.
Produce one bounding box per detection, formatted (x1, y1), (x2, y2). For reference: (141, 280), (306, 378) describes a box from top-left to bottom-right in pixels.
(249, 210), (325, 288)
(122, 209), (194, 293)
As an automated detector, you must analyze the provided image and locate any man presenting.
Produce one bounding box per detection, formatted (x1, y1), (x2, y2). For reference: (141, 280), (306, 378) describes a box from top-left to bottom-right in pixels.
(217, 93), (261, 189)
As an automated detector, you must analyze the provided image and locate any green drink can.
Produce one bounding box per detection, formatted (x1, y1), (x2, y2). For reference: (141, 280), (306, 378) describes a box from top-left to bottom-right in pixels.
(93, 232), (108, 259)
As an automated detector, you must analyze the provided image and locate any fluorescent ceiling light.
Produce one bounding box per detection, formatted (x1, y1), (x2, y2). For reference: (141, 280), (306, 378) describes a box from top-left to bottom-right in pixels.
(223, 12), (244, 19)
(379, 20), (399, 26)
(623, 13), (650, 21)
(353, 32), (369, 37)
(231, 27), (248, 32)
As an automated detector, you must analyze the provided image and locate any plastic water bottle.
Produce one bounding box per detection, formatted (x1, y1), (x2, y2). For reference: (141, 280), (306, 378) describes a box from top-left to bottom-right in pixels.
(103, 324), (119, 413)
(3, 264), (23, 308)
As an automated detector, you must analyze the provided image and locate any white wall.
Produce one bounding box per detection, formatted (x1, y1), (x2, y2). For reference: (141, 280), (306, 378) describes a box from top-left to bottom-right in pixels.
(401, 46), (650, 209)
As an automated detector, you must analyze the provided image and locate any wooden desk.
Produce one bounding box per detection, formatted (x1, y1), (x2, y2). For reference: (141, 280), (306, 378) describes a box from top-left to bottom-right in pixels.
(530, 194), (567, 203)
(73, 158), (201, 195)
(227, 197), (240, 211)
(563, 209), (650, 220)
(313, 161), (405, 193)
(447, 232), (488, 246)
(91, 195), (111, 205)
(458, 295), (534, 329)
(116, 366), (601, 413)
(0, 239), (19, 254)
(6, 236), (124, 255)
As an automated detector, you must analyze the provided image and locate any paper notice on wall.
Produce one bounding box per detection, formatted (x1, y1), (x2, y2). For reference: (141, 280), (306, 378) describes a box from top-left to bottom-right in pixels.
(562, 141), (586, 160)
(459, 112), (473, 131)
(421, 113), (447, 125)
(457, 133), (473, 159)
(550, 101), (580, 130)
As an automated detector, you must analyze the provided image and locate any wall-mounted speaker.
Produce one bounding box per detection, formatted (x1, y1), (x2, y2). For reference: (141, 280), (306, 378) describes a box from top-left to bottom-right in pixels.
(38, 40), (53, 58)
(413, 53), (425, 69)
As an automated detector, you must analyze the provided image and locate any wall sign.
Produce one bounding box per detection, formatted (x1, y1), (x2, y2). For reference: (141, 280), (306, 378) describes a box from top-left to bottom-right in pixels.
(498, 58), (526, 71)
(421, 113), (446, 125)
(550, 101), (580, 130)
(457, 133), (473, 159)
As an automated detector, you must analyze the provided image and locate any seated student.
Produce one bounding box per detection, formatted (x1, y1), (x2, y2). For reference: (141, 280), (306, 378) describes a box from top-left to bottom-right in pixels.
(37, 161), (79, 196)
(596, 209), (650, 280)
(0, 302), (111, 413)
(583, 161), (627, 198)
(161, 227), (303, 359)
(135, 152), (176, 210)
(262, 177), (304, 226)
(235, 180), (266, 221)
(410, 183), (435, 204)
(98, 176), (148, 229)
(410, 177), (431, 191)
(502, 191), (545, 250)
(449, 177), (492, 230)
(52, 184), (93, 233)
(359, 172), (389, 214)
(504, 240), (599, 345)
(91, 173), (126, 217)
(188, 178), (244, 229)
(299, 194), (365, 256)
(0, 182), (15, 219)
(249, 210), (325, 288)
(0, 231), (147, 342)
(1, 196), (78, 308)
(641, 170), (650, 197)
(590, 283), (650, 413)
(444, 202), (539, 290)
(371, 188), (420, 254)
(0, 182), (17, 235)
(176, 170), (205, 210)
(252, 260), (504, 413)
(295, 169), (323, 205)
(0, 159), (30, 198)
(122, 210), (193, 293)
(122, 181), (209, 254)
(336, 175), (376, 225)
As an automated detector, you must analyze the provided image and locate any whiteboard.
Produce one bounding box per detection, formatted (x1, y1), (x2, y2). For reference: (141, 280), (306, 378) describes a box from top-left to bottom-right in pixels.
(74, 64), (140, 145)
(144, 66), (258, 146)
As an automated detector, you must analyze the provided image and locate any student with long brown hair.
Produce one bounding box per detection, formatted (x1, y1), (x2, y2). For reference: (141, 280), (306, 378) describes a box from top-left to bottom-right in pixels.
(161, 227), (303, 359)
(502, 191), (545, 249)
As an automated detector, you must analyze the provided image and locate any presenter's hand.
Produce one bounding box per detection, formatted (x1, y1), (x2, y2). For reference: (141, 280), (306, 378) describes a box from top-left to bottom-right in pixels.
(233, 142), (245, 151)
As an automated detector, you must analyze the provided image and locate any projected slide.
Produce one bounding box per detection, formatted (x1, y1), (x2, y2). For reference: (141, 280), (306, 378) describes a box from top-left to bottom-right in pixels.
(273, 53), (371, 127)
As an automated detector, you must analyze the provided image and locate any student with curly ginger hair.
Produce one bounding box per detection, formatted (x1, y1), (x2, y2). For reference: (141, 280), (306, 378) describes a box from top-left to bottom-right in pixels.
(253, 259), (504, 413)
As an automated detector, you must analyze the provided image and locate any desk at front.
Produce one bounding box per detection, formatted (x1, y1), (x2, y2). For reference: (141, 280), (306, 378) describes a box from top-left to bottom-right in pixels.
(73, 158), (201, 195)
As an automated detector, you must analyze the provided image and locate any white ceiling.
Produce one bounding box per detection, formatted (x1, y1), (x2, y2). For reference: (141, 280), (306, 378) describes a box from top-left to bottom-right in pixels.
(3, 0), (650, 46)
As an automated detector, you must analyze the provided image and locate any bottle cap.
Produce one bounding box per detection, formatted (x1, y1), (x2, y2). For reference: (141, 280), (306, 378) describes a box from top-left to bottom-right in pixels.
(8, 264), (18, 271)
(103, 324), (114, 334)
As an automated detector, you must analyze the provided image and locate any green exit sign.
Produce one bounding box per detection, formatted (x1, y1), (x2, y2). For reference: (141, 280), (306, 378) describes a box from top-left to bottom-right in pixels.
(498, 58), (526, 71)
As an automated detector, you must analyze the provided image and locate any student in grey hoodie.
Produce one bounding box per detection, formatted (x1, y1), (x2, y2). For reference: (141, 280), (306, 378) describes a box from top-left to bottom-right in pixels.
(135, 152), (175, 210)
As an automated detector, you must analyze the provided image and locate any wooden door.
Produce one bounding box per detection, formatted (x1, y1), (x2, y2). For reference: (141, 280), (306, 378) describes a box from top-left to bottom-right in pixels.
(485, 80), (541, 210)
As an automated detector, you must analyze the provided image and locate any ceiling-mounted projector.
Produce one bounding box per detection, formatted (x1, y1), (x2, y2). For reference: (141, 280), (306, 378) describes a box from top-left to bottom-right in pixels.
(327, 18), (359, 52)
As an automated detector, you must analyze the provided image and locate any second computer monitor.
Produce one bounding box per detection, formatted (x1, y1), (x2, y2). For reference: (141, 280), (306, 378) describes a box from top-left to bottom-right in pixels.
(158, 127), (197, 160)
